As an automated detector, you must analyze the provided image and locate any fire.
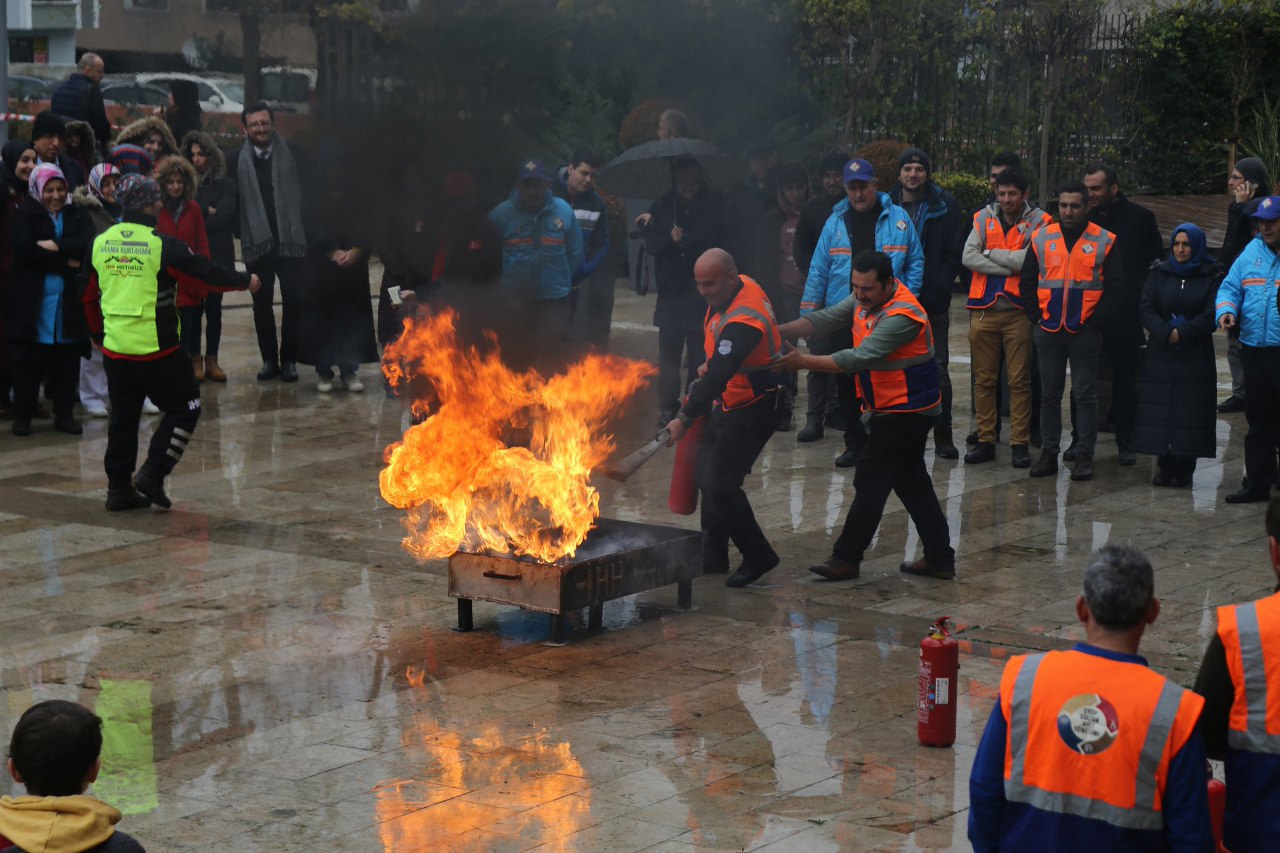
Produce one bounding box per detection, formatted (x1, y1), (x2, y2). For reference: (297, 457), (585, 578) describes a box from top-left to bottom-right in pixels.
(379, 309), (653, 563)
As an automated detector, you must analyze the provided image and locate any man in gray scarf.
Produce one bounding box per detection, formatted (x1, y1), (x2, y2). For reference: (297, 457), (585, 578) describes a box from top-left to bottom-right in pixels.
(235, 102), (308, 382)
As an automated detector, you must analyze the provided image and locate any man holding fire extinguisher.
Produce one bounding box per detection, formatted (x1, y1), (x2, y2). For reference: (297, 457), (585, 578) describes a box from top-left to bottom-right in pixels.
(968, 545), (1214, 852)
(775, 249), (955, 580)
(664, 248), (786, 589)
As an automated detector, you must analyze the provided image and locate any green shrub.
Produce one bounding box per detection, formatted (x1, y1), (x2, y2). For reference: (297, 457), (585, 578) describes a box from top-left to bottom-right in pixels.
(855, 140), (908, 189)
(934, 172), (989, 213)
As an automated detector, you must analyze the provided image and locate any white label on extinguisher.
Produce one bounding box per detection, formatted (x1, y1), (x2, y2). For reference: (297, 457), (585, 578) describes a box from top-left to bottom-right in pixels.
(935, 677), (950, 705)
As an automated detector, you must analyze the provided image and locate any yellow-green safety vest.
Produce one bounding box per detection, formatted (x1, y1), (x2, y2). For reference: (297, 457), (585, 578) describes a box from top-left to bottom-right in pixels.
(92, 223), (171, 356)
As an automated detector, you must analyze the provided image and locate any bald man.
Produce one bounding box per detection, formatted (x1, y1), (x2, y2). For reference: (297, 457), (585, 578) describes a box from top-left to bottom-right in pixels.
(665, 249), (786, 588)
(52, 53), (111, 151)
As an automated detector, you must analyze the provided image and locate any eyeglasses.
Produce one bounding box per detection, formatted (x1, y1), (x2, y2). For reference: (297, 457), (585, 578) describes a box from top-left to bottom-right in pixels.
(246, 121), (272, 130)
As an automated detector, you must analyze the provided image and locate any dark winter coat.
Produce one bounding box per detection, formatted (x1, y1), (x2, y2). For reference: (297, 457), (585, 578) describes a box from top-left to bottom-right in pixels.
(297, 179), (378, 369)
(792, 193), (842, 277)
(1088, 193), (1164, 342)
(182, 131), (238, 268)
(888, 180), (964, 315)
(1133, 259), (1224, 459)
(6, 197), (93, 347)
(644, 186), (728, 331)
(50, 72), (111, 150)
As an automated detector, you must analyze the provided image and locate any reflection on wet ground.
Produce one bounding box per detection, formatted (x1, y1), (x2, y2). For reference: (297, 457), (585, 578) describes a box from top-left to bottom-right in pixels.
(0, 285), (1268, 851)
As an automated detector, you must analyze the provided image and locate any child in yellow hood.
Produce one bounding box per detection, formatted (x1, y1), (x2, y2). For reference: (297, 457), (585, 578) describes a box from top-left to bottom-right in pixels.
(0, 701), (144, 853)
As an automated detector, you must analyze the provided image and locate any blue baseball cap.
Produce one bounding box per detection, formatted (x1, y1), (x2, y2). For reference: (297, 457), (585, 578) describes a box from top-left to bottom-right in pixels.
(517, 159), (549, 182)
(1250, 196), (1280, 221)
(843, 158), (876, 184)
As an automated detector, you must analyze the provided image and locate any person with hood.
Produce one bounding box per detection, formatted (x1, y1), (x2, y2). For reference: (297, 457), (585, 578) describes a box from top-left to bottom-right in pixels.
(113, 117), (178, 171)
(62, 120), (99, 185)
(71, 162), (124, 418)
(49, 53), (111, 150)
(30, 111), (85, 192)
(165, 80), (202, 144)
(488, 159), (585, 374)
(753, 161), (811, 430)
(155, 154), (213, 381)
(1133, 223), (1223, 487)
(1218, 156), (1272, 414)
(182, 131), (237, 382)
(800, 158), (924, 467)
(297, 139), (378, 393)
(8, 163), (93, 436)
(83, 174), (259, 511)
(0, 140), (39, 420)
(554, 150), (612, 352)
(636, 157), (729, 425)
(889, 147), (965, 459)
(0, 700), (146, 853)
(792, 150), (850, 442)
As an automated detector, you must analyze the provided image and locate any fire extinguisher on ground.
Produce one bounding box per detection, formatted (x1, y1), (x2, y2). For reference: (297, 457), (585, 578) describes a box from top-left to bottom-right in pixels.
(919, 616), (959, 747)
(668, 413), (704, 515)
(1207, 777), (1226, 852)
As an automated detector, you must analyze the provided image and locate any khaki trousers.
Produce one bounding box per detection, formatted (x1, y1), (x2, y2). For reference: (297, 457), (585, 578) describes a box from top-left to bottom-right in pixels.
(968, 308), (1033, 445)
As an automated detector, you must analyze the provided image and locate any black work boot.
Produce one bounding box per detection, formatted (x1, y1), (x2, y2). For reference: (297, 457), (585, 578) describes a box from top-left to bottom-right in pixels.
(796, 416), (824, 443)
(1029, 451), (1058, 478)
(933, 425), (959, 459)
(133, 468), (172, 510)
(964, 442), (996, 464)
(1070, 450), (1095, 481)
(106, 486), (151, 512)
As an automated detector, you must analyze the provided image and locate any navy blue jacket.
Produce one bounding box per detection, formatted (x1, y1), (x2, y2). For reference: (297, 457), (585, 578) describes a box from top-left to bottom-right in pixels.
(889, 180), (964, 315)
(555, 167), (609, 285)
(50, 73), (112, 150)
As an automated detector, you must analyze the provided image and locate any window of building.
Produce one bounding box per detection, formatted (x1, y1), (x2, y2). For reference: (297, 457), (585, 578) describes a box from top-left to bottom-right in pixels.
(126, 0), (171, 11)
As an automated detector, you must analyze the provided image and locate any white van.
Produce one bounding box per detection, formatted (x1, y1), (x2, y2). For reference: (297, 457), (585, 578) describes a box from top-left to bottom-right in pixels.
(135, 73), (245, 114)
(260, 66), (316, 114)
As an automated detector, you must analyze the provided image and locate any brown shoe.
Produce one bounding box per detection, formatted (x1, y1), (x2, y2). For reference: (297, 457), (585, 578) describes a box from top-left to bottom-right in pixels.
(900, 557), (956, 579)
(205, 356), (227, 382)
(809, 555), (860, 581)
(192, 355), (205, 382)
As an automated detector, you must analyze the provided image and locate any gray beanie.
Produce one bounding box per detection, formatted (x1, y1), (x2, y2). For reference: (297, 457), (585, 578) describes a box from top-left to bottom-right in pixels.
(1235, 157), (1270, 193)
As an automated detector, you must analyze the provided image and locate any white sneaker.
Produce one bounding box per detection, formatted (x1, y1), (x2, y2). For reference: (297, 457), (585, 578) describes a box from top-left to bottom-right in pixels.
(317, 376), (334, 393)
(142, 399), (160, 415)
(343, 375), (364, 393)
(86, 404), (109, 418)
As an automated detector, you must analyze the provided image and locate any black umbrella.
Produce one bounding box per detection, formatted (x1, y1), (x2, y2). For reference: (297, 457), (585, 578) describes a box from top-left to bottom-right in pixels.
(595, 138), (743, 198)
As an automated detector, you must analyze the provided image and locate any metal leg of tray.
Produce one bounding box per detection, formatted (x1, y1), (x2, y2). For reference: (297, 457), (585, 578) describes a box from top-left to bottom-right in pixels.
(549, 613), (567, 644)
(456, 598), (474, 632)
(588, 603), (604, 631)
(677, 579), (693, 610)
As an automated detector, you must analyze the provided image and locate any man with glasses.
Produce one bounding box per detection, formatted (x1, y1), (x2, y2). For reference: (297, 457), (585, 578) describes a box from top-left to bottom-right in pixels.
(233, 102), (308, 382)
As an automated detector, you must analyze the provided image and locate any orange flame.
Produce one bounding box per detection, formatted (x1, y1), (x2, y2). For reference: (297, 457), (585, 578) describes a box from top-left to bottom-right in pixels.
(379, 309), (653, 563)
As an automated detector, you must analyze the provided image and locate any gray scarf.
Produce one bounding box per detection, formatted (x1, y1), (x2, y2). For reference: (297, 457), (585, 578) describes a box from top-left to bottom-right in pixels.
(237, 135), (307, 263)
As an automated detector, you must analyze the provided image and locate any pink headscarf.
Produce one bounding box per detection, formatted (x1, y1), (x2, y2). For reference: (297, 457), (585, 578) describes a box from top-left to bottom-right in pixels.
(89, 162), (120, 204)
(28, 162), (67, 209)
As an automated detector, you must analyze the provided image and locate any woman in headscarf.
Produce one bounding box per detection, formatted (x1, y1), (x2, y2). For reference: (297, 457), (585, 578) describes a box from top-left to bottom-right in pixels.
(0, 140), (39, 418)
(182, 131), (236, 381)
(751, 160), (810, 431)
(71, 163), (123, 417)
(166, 80), (203, 144)
(155, 154), (212, 380)
(7, 163), (93, 435)
(1133, 223), (1223, 487)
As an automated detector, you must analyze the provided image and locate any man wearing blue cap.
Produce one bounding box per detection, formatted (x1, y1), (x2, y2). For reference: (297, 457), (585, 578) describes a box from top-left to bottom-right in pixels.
(1216, 196), (1280, 503)
(799, 158), (924, 467)
(488, 159), (585, 372)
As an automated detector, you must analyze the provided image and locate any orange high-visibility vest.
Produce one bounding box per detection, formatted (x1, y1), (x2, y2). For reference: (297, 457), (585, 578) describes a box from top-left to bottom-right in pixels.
(703, 275), (783, 411)
(999, 649), (1204, 832)
(851, 282), (939, 414)
(1216, 593), (1280, 753)
(1031, 222), (1115, 333)
(967, 207), (1052, 310)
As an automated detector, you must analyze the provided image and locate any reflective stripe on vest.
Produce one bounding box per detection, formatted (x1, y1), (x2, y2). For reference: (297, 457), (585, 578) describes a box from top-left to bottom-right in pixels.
(1218, 596), (1280, 754)
(703, 275), (783, 411)
(92, 225), (168, 356)
(1002, 651), (1199, 832)
(851, 282), (940, 413)
(1032, 222), (1114, 333)
(967, 208), (1050, 310)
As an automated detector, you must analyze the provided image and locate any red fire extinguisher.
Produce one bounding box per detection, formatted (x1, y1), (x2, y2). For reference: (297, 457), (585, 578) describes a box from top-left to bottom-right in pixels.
(668, 415), (705, 515)
(918, 616), (959, 747)
(1207, 778), (1226, 852)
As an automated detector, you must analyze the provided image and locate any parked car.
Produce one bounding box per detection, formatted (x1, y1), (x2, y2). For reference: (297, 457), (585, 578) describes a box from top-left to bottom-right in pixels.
(7, 75), (50, 101)
(135, 73), (245, 114)
(101, 79), (172, 109)
(260, 66), (316, 114)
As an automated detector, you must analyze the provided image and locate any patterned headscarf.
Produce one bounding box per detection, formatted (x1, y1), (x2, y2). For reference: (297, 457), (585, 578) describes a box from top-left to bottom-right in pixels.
(89, 162), (120, 204)
(116, 173), (162, 211)
(28, 162), (67, 209)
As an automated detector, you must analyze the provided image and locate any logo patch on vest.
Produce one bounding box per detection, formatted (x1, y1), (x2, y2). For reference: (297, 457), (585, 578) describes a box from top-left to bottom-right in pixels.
(717, 339), (733, 356)
(1082, 244), (1094, 254)
(552, 217), (564, 230)
(121, 230), (133, 238)
(897, 220), (907, 230)
(1057, 693), (1120, 754)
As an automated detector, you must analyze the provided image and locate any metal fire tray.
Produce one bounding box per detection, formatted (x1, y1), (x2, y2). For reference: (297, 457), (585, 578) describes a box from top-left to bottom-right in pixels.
(448, 518), (702, 643)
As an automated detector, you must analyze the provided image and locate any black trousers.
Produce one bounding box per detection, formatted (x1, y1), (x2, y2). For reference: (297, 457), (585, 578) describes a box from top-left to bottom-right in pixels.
(697, 394), (778, 570)
(1104, 325), (1139, 448)
(833, 411), (954, 566)
(103, 351), (201, 490)
(10, 341), (80, 421)
(657, 325), (704, 415)
(1241, 345), (1280, 490)
(249, 256), (305, 365)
